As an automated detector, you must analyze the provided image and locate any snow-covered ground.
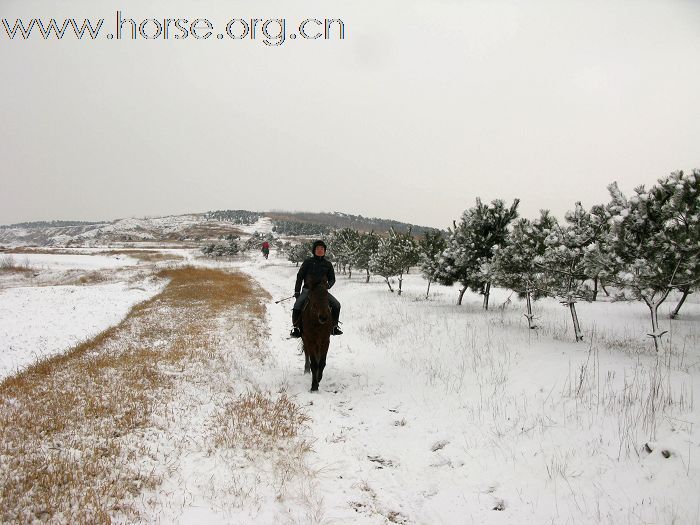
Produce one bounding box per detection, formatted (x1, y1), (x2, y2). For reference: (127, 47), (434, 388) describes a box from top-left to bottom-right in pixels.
(236, 216), (274, 235)
(0, 254), (165, 379)
(3, 252), (140, 270)
(1, 248), (698, 523)
(234, 250), (700, 524)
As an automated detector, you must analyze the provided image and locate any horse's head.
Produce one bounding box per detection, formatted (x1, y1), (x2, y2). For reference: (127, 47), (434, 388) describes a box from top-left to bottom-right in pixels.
(304, 276), (330, 324)
(305, 275), (328, 291)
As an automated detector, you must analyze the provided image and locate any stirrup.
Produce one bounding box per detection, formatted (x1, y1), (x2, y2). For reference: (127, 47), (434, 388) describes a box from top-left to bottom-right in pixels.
(332, 326), (343, 336)
(290, 327), (302, 338)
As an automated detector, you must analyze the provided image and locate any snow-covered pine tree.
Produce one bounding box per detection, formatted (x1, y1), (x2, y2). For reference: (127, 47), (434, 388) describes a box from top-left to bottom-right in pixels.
(419, 230), (447, 299)
(369, 228), (417, 294)
(201, 235), (240, 257)
(394, 228), (419, 295)
(433, 222), (470, 305)
(243, 231), (273, 252)
(286, 242), (308, 267)
(590, 174), (700, 350)
(492, 210), (557, 329)
(657, 170), (700, 318)
(434, 198), (520, 308)
(588, 203), (612, 301)
(536, 202), (601, 342)
(329, 228), (361, 277)
(351, 231), (380, 283)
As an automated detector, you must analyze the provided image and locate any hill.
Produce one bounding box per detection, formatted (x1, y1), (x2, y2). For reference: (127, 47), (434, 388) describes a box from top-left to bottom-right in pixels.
(0, 210), (438, 248)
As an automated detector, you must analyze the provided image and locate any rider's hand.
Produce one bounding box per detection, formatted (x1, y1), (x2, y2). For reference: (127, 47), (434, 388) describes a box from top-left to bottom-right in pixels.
(294, 292), (300, 298)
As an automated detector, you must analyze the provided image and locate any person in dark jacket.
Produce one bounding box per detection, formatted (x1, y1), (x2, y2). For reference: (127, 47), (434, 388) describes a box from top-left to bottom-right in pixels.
(290, 239), (342, 338)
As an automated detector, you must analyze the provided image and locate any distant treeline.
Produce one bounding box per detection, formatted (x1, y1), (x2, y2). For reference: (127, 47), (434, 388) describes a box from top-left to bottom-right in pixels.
(203, 210), (263, 225)
(267, 211), (437, 236)
(271, 219), (333, 236)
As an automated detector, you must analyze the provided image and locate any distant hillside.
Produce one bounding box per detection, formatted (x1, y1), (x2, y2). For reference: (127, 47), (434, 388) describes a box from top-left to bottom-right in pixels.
(0, 220), (105, 229)
(266, 211), (438, 237)
(0, 209), (439, 248)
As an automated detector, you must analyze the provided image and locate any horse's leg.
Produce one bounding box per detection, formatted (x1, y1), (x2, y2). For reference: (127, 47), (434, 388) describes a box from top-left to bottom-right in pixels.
(310, 353), (320, 391)
(304, 348), (310, 374)
(318, 350), (327, 384)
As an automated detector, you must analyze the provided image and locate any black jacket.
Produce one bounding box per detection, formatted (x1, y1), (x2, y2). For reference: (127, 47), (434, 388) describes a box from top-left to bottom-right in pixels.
(295, 256), (335, 293)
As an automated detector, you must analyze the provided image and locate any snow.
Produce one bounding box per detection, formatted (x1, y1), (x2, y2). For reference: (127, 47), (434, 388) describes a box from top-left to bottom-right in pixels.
(236, 216), (274, 235)
(0, 251), (166, 379)
(228, 251), (700, 524)
(1, 248), (699, 523)
(6, 253), (140, 270)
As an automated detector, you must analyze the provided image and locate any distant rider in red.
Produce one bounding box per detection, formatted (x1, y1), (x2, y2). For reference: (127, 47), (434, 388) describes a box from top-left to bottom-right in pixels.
(261, 241), (270, 259)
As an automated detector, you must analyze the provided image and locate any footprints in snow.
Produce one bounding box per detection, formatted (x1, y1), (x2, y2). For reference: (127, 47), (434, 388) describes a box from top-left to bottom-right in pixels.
(349, 481), (410, 524)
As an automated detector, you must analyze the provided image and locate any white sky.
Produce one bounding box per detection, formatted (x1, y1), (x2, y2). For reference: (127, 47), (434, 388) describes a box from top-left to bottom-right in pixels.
(1, 0), (699, 229)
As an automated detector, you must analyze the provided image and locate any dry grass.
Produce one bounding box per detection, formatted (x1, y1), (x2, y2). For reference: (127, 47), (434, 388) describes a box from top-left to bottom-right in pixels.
(0, 266), (272, 523)
(0, 248), (59, 255)
(212, 391), (311, 451)
(74, 270), (112, 285)
(96, 249), (185, 263)
(177, 223), (243, 239)
(0, 254), (32, 273)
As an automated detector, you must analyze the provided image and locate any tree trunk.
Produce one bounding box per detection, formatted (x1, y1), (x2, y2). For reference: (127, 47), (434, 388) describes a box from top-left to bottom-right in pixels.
(601, 282), (610, 297)
(561, 295), (583, 342)
(385, 277), (394, 292)
(644, 292), (670, 352)
(670, 286), (691, 319)
(483, 281), (491, 310)
(348, 266), (352, 279)
(398, 270), (404, 296)
(568, 301), (583, 342)
(457, 286), (467, 305)
(592, 276), (599, 301)
(524, 290), (536, 329)
(366, 268), (370, 283)
(426, 279), (432, 299)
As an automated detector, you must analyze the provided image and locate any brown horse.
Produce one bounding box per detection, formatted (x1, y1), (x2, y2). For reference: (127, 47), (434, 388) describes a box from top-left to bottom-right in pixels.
(301, 276), (333, 391)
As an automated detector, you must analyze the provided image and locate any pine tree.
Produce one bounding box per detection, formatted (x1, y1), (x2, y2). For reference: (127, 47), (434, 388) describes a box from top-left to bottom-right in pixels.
(536, 202), (602, 342)
(329, 228), (361, 277)
(351, 231), (380, 283)
(492, 210), (556, 328)
(419, 230), (447, 299)
(394, 228), (420, 295)
(589, 173), (700, 350)
(201, 235), (240, 257)
(434, 198), (520, 307)
(286, 242), (308, 266)
(657, 170), (700, 318)
(369, 228), (417, 294)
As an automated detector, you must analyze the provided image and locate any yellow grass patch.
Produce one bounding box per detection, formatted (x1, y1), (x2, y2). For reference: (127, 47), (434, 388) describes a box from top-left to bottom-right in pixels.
(0, 266), (278, 523)
(96, 250), (185, 263)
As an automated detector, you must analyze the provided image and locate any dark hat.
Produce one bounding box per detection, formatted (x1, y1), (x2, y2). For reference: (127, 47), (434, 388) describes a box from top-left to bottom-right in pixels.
(311, 239), (327, 253)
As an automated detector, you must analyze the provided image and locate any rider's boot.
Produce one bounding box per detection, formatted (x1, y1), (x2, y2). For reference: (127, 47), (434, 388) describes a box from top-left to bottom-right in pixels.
(331, 314), (343, 336)
(290, 309), (302, 338)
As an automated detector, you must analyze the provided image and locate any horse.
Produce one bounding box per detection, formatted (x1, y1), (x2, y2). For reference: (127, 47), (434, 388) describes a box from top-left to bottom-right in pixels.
(300, 275), (333, 392)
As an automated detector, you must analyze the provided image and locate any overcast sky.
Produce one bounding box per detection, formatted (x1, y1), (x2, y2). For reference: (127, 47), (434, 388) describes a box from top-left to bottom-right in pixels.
(1, 0), (699, 229)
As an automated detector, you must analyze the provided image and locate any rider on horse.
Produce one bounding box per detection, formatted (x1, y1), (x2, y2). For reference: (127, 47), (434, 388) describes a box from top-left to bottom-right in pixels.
(290, 240), (342, 338)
